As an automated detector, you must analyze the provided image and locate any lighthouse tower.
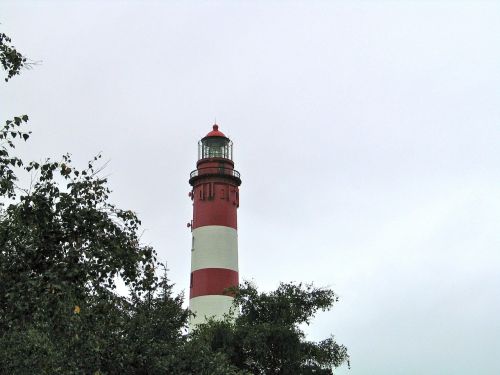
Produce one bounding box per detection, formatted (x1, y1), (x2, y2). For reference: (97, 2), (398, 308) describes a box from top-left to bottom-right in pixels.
(188, 124), (241, 327)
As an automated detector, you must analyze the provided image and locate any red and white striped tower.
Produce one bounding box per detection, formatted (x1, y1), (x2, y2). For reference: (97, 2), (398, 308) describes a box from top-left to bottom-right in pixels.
(188, 124), (241, 327)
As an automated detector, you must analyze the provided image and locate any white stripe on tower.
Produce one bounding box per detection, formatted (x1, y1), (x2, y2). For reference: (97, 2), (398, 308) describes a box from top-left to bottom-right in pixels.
(189, 295), (235, 327)
(191, 226), (238, 272)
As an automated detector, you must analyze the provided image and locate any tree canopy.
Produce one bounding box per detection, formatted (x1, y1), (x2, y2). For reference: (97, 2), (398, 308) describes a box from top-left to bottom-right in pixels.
(192, 282), (349, 374)
(0, 31), (348, 374)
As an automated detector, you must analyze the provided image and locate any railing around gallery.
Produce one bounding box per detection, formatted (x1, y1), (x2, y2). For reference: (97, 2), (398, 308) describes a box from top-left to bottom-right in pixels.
(190, 167), (240, 180)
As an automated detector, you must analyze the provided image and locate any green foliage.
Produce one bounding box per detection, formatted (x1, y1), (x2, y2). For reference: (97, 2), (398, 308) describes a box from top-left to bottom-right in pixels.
(1, 150), (154, 317)
(0, 116), (186, 373)
(191, 282), (350, 374)
(0, 32), (27, 81)
(0, 116), (30, 197)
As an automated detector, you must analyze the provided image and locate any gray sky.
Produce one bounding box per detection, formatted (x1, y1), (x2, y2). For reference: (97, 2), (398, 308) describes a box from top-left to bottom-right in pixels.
(3, 1), (500, 374)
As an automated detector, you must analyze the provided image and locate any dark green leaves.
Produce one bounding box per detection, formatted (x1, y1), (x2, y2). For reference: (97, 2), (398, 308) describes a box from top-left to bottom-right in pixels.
(0, 32), (27, 82)
(191, 282), (350, 374)
(1, 116), (31, 197)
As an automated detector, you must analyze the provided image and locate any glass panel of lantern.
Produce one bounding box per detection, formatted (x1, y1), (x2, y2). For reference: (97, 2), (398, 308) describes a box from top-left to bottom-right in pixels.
(202, 137), (231, 159)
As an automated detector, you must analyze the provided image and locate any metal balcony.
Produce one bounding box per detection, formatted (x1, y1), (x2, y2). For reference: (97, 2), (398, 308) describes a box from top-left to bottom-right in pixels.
(189, 167), (241, 185)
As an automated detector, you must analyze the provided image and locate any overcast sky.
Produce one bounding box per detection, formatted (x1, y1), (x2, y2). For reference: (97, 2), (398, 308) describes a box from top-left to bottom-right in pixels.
(3, 1), (500, 374)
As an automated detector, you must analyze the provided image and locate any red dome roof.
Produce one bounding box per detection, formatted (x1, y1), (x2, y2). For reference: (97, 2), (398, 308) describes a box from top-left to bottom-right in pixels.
(205, 124), (226, 138)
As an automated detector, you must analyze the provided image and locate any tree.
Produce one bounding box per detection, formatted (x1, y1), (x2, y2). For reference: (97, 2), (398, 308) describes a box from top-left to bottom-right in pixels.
(191, 282), (349, 375)
(1, 30), (349, 374)
(0, 32), (191, 374)
(0, 119), (180, 372)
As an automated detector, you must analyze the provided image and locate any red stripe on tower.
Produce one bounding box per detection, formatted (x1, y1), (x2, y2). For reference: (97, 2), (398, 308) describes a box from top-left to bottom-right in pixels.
(190, 268), (239, 298)
(188, 124), (241, 328)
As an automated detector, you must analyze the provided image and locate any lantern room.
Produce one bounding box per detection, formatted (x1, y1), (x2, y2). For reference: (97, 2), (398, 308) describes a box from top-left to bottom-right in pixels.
(198, 125), (233, 160)
(190, 124), (241, 186)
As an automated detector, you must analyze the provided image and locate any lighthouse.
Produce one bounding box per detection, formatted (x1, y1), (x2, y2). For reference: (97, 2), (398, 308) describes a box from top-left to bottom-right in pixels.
(188, 124), (241, 327)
